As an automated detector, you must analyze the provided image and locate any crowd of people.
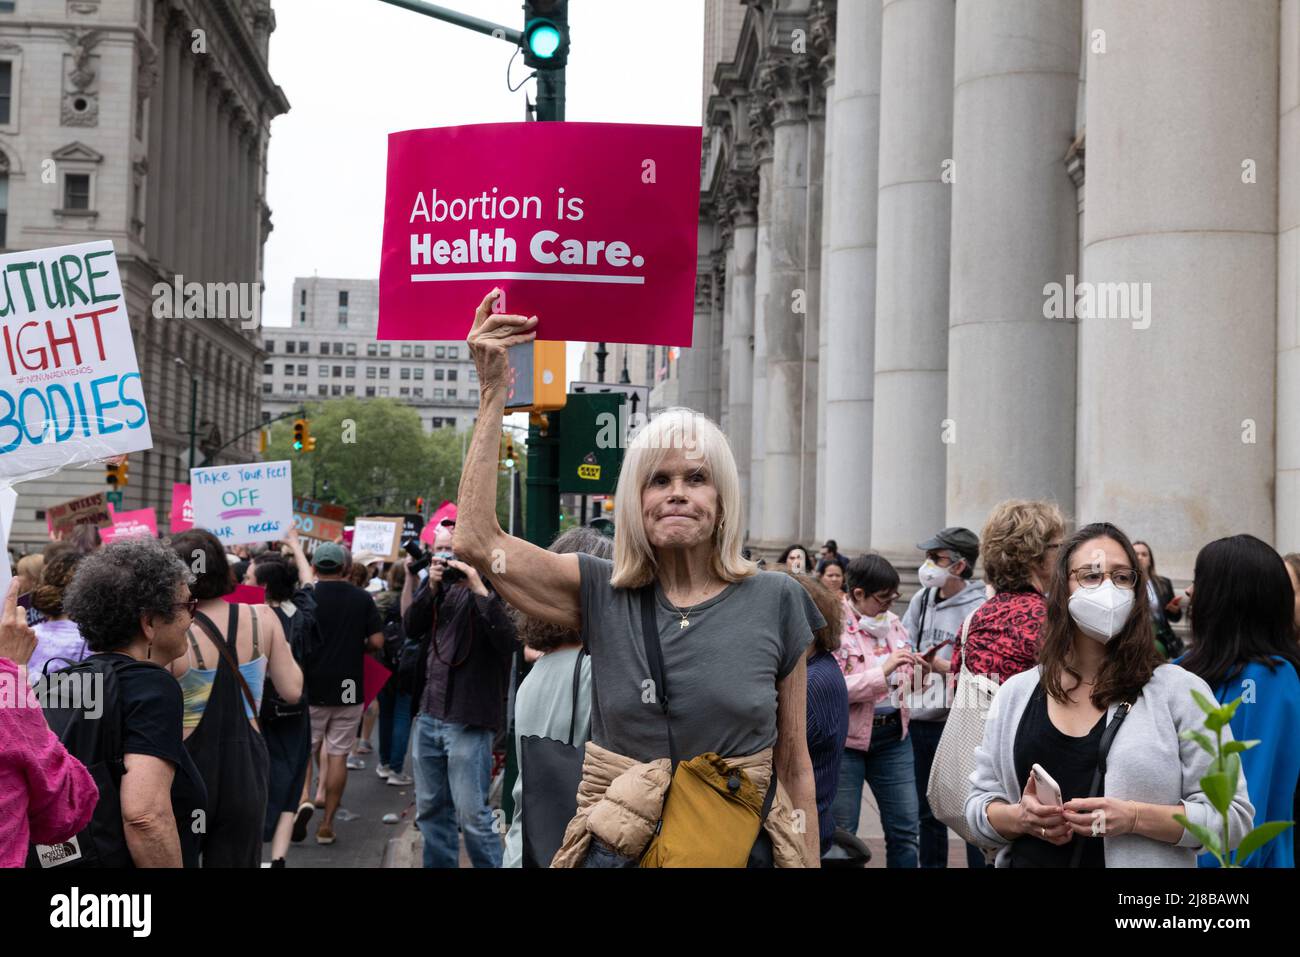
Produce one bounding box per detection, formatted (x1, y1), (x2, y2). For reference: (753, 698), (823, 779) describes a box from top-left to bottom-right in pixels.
(2, 286), (1299, 869)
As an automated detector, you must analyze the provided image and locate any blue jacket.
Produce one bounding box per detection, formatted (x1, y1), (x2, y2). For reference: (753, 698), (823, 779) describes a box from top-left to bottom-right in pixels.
(1197, 658), (1300, 868)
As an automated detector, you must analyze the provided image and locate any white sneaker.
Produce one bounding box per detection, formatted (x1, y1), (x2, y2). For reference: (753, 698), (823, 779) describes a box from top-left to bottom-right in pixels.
(376, 764), (392, 779)
(385, 771), (414, 787)
(346, 755), (365, 770)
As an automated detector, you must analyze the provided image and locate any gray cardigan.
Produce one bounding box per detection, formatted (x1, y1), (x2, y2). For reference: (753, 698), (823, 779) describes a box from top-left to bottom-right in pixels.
(965, 664), (1254, 867)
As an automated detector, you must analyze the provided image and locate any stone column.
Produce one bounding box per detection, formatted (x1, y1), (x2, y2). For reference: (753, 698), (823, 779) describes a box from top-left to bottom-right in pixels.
(1079, 0), (1277, 576)
(709, 252), (726, 424)
(798, 64), (825, 543)
(145, 9), (167, 261)
(760, 59), (811, 546)
(682, 217), (717, 413)
(718, 213), (735, 435)
(870, 0), (955, 556)
(1279, 0), (1300, 552)
(749, 94), (774, 542)
(172, 24), (193, 273)
(947, 0), (1079, 533)
(189, 63), (209, 279)
(823, 0), (882, 554)
(215, 92), (231, 280)
(815, 45), (835, 543)
(727, 175), (758, 524)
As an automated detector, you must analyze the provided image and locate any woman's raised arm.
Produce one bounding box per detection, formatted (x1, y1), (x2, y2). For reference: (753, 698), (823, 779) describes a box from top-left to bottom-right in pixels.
(453, 289), (581, 630)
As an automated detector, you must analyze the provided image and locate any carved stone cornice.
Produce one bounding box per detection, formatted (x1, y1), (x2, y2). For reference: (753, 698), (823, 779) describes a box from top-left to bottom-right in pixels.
(765, 56), (807, 127)
(724, 166), (759, 226)
(810, 0), (836, 87)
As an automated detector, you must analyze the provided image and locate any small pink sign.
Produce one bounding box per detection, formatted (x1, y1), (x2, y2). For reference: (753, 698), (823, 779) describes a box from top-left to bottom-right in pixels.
(378, 122), (702, 346)
(224, 584), (266, 605)
(100, 506), (158, 543)
(170, 483), (193, 533)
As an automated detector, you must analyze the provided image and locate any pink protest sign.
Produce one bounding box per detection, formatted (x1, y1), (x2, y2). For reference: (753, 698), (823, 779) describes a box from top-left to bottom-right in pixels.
(100, 507), (158, 543)
(419, 500), (457, 546)
(378, 122), (702, 347)
(170, 483), (193, 533)
(363, 655), (392, 711)
(224, 584), (266, 605)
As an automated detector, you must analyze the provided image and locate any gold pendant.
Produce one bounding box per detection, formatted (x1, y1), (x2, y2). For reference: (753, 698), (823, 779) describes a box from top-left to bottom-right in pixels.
(679, 619), (689, 629)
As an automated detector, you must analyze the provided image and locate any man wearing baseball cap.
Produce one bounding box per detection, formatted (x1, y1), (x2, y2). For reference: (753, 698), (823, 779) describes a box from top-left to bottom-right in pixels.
(303, 542), (384, 846)
(900, 526), (988, 868)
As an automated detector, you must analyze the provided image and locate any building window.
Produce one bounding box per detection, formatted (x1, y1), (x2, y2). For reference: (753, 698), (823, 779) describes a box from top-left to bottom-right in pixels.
(432, 417), (443, 429)
(332, 366), (342, 378)
(447, 369), (457, 382)
(449, 347), (459, 359)
(345, 366), (355, 379)
(338, 290), (348, 326)
(469, 369), (478, 382)
(299, 311), (306, 324)
(286, 341), (296, 354)
(414, 368), (424, 380)
(331, 385), (341, 396)
(317, 364), (327, 376)
(319, 342), (329, 355)
(413, 388), (423, 398)
(434, 369), (444, 381)
(379, 367), (390, 379)
(296, 383), (307, 394)
(300, 288), (306, 306)
(332, 342), (342, 355)
(299, 341), (309, 354)
(399, 345), (410, 357)
(434, 388), (444, 399)
(265, 341), (275, 352)
(366, 367), (376, 379)
(282, 364), (294, 375)
(262, 411), (271, 423)
(297, 364), (307, 376)
(346, 343), (356, 356)
(367, 343), (377, 357)
(64, 173), (91, 210)
(435, 346), (446, 358)
(380, 343), (391, 357)
(445, 417), (455, 429)
(415, 346), (425, 358)
(0, 62), (13, 127)
(318, 385), (328, 396)
(0, 169), (8, 247)
(262, 362), (272, 374)
(447, 388), (457, 399)
(345, 386), (355, 396)
(400, 368), (410, 380)
(366, 387), (375, 397)
(262, 383), (272, 394)
(400, 387), (410, 397)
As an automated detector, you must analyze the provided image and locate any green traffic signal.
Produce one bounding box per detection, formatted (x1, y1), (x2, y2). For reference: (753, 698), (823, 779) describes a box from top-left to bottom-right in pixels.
(527, 21), (562, 59)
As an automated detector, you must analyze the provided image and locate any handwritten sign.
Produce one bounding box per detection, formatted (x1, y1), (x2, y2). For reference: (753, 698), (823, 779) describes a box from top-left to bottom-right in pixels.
(47, 492), (112, 534)
(378, 122), (702, 346)
(190, 460), (292, 546)
(0, 241), (153, 481)
(170, 482), (193, 533)
(352, 516), (402, 561)
(100, 506), (157, 542)
(292, 496), (348, 542)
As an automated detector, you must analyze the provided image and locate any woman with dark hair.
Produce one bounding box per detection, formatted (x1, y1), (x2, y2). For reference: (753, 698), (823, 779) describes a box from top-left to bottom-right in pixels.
(27, 549), (89, 683)
(789, 574), (848, 858)
(246, 527), (317, 863)
(831, 553), (921, 867)
(168, 529), (301, 867)
(61, 538), (208, 866)
(777, 544), (812, 575)
(966, 522), (1254, 867)
(1178, 535), (1300, 867)
(503, 526), (612, 868)
(817, 559), (844, 593)
(1133, 541), (1183, 658)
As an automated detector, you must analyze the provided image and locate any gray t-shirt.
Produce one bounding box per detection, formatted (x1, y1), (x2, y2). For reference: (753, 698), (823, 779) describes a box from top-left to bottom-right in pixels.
(577, 553), (825, 763)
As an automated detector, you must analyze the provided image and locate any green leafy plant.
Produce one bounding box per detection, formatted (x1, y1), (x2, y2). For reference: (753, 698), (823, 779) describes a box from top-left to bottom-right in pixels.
(1172, 691), (1293, 866)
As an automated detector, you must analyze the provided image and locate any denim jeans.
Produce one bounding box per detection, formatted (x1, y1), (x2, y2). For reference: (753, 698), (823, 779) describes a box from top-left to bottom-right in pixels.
(377, 686), (413, 775)
(832, 719), (920, 868)
(411, 714), (502, 868)
(908, 718), (988, 868)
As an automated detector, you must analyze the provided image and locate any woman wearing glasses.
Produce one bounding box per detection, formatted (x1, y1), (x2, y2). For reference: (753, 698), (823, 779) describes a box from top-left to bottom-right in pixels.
(60, 538), (210, 867)
(831, 553), (923, 867)
(966, 523), (1254, 867)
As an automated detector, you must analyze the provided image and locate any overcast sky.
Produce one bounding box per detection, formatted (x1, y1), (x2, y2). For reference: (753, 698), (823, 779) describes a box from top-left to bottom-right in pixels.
(261, 0), (706, 381)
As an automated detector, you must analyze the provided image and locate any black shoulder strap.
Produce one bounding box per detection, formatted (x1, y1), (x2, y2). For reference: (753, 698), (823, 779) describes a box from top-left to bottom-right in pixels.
(566, 648), (588, 746)
(639, 585), (678, 769)
(917, 586), (934, 645)
(1069, 697), (1134, 867)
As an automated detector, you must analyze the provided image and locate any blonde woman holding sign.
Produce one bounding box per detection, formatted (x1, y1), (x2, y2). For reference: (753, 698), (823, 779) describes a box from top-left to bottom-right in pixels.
(454, 289), (822, 867)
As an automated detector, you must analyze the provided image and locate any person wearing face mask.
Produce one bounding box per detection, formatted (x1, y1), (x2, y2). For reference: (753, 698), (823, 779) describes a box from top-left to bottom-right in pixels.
(899, 527), (988, 868)
(966, 522), (1254, 867)
(831, 554), (922, 867)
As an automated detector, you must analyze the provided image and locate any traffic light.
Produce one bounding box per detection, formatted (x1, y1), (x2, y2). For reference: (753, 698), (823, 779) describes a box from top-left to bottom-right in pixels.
(416, 497), (425, 515)
(105, 460), (128, 487)
(292, 418), (306, 451)
(504, 433), (517, 469)
(258, 428), (269, 453)
(523, 0), (568, 69)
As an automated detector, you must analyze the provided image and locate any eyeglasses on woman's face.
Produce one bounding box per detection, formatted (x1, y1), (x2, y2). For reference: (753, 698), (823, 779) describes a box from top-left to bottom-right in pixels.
(1069, 567), (1138, 590)
(173, 597), (199, 617)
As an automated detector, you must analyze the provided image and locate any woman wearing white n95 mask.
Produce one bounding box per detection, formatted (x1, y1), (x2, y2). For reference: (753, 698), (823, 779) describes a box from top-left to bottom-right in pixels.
(965, 522), (1254, 867)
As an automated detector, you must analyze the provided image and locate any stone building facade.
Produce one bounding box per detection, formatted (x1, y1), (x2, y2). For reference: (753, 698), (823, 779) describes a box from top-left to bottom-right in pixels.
(0, 0), (286, 550)
(687, 0), (1299, 578)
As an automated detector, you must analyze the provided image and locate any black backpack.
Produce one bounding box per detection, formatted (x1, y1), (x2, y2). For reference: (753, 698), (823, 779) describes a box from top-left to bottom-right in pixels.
(27, 654), (152, 868)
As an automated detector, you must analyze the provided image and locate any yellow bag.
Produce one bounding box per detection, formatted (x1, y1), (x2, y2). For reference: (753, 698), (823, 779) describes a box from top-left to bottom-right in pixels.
(639, 753), (765, 868)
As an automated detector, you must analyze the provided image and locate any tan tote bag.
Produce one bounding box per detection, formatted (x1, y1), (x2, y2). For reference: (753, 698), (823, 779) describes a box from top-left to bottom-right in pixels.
(926, 609), (1002, 848)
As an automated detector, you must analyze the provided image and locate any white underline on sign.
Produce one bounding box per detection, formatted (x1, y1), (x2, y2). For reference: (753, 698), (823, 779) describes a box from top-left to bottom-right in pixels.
(410, 271), (645, 285)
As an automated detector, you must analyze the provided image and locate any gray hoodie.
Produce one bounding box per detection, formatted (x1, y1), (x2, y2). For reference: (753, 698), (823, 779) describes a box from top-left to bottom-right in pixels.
(900, 578), (987, 721)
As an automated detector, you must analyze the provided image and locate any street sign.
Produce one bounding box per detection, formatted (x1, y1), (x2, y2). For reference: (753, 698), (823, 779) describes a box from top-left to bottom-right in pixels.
(569, 380), (650, 421)
(105, 491), (123, 507)
(558, 392), (624, 494)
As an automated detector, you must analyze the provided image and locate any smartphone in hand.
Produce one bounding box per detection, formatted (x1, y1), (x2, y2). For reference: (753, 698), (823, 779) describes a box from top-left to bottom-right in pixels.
(1031, 763), (1064, 807)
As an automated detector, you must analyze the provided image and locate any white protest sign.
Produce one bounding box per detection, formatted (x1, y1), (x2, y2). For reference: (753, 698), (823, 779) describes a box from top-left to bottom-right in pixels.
(190, 460), (293, 546)
(0, 241), (152, 482)
(352, 517), (402, 561)
(0, 487), (14, 599)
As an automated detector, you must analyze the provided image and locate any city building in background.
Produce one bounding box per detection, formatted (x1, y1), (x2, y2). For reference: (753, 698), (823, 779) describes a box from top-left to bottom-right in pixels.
(1, 0), (287, 550)
(261, 276), (480, 434)
(684, 0), (1298, 578)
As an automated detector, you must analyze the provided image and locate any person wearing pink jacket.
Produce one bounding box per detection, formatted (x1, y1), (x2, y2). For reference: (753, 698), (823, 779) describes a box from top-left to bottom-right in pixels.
(831, 554), (923, 867)
(0, 580), (98, 868)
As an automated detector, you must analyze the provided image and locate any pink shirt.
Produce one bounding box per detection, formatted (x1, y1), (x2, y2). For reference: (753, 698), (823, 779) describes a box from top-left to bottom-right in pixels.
(0, 656), (99, 867)
(832, 596), (913, 752)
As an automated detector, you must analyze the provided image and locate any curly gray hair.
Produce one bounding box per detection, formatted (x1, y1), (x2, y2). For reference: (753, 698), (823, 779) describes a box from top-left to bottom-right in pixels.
(64, 538), (196, 653)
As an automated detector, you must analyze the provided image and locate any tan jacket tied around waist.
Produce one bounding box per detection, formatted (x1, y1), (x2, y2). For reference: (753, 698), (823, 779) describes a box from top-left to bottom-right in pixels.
(549, 741), (812, 868)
